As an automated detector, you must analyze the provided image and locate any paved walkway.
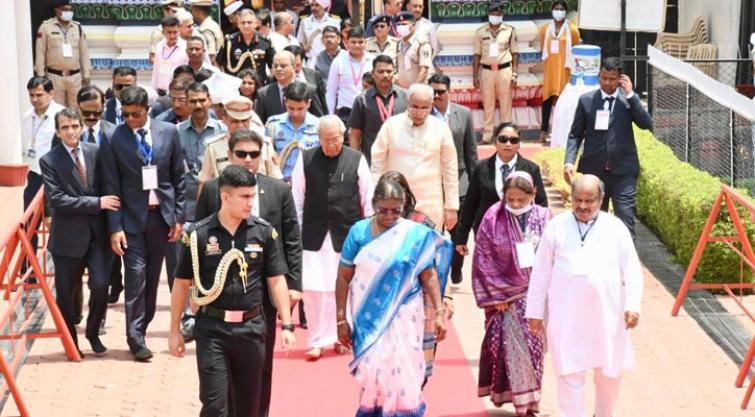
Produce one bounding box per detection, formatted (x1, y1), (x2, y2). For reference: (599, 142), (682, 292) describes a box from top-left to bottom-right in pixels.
(3, 146), (755, 415)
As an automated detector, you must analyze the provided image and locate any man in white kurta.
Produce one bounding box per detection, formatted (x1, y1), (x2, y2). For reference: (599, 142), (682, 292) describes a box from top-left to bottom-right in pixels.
(370, 83), (459, 231)
(525, 174), (643, 417)
(292, 116), (374, 359)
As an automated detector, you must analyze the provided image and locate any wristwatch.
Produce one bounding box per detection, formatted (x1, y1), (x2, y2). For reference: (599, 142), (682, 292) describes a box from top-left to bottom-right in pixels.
(281, 323), (295, 332)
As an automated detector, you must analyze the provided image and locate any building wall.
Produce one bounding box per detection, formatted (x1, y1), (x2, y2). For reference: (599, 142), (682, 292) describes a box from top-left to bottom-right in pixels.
(678, 0), (742, 59)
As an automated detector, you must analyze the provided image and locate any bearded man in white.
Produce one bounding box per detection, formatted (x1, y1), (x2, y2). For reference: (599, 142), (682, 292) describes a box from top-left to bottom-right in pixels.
(525, 174), (643, 417)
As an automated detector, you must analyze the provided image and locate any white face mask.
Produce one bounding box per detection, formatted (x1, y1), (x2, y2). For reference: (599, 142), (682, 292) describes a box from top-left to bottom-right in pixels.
(395, 25), (411, 38)
(552, 10), (566, 21)
(505, 203), (532, 217)
(60, 11), (74, 22)
(488, 15), (503, 25)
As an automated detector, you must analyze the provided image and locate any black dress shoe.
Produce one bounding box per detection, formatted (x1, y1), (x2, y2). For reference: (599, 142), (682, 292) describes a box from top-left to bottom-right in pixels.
(75, 314), (83, 325)
(133, 346), (153, 362)
(108, 287), (123, 304)
(88, 337), (107, 354)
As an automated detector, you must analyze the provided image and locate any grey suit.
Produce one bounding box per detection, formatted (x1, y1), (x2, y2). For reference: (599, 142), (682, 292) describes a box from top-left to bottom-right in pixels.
(40, 142), (112, 347)
(566, 88), (653, 238)
(437, 103), (478, 283)
(100, 119), (186, 352)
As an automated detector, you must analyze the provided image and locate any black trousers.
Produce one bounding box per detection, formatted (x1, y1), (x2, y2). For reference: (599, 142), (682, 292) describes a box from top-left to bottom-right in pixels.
(165, 241), (179, 291)
(258, 299), (277, 417)
(195, 312), (267, 417)
(123, 210), (170, 351)
(22, 171), (43, 274)
(448, 196), (466, 284)
(52, 236), (110, 346)
(541, 96), (557, 132)
(599, 172), (638, 240)
(110, 255), (123, 293)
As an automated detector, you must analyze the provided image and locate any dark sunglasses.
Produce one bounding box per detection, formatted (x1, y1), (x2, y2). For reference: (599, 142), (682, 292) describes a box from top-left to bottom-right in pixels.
(374, 24), (388, 29)
(122, 111), (145, 119)
(497, 136), (520, 144)
(433, 89), (448, 96)
(233, 150), (262, 159)
(113, 83), (131, 91)
(375, 207), (402, 216)
(81, 110), (102, 117)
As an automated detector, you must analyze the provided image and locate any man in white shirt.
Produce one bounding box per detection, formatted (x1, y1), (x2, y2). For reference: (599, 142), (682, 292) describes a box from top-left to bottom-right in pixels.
(525, 174), (643, 417)
(269, 11), (300, 53)
(326, 26), (372, 123)
(297, 0), (341, 66)
(22, 76), (65, 209)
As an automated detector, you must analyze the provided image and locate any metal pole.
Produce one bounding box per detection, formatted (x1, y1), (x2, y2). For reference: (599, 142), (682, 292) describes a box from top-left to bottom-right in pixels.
(730, 109), (736, 186)
(685, 83), (690, 162)
(620, 0), (627, 60)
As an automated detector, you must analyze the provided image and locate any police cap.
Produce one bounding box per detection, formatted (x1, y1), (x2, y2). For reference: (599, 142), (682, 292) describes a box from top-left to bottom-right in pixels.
(488, 1), (504, 12)
(371, 14), (391, 28)
(54, 0), (71, 7)
(222, 96), (255, 120)
(394, 11), (414, 24)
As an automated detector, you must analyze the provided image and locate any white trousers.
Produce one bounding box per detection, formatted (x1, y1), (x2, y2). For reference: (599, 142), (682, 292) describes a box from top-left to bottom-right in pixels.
(557, 369), (621, 417)
(303, 290), (338, 349)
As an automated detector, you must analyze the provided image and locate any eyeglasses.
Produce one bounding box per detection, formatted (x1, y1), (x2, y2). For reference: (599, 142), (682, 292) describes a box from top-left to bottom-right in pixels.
(81, 110), (102, 117)
(374, 24), (388, 29)
(375, 207), (402, 216)
(233, 150), (262, 159)
(496, 136), (520, 144)
(170, 96), (188, 103)
(122, 111), (146, 119)
(433, 89), (448, 96)
(113, 83), (131, 91)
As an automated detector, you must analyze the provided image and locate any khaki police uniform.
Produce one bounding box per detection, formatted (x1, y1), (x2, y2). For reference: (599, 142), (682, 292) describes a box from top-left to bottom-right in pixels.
(366, 36), (399, 69)
(396, 33), (434, 89)
(199, 133), (282, 183)
(474, 23), (518, 141)
(35, 18), (91, 107)
(175, 214), (288, 416)
(198, 16), (224, 56)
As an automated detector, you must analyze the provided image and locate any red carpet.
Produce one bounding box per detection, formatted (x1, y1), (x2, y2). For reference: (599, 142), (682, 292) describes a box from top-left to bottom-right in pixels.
(270, 320), (488, 416)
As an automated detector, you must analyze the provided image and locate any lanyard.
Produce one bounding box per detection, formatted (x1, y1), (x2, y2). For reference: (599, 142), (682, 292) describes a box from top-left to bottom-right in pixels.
(137, 131), (154, 165)
(349, 57), (367, 87)
(161, 44), (179, 60)
(573, 213), (597, 246)
(30, 114), (47, 148)
(376, 94), (395, 122)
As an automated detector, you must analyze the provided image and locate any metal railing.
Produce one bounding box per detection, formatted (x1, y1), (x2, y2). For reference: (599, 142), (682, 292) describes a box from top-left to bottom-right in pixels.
(648, 49), (755, 192)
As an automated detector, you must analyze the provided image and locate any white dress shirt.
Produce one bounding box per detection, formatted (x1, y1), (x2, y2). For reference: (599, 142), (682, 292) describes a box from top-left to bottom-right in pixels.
(495, 153), (518, 199)
(21, 101), (65, 174)
(83, 121), (103, 145)
(132, 119), (159, 205)
(325, 52), (373, 113)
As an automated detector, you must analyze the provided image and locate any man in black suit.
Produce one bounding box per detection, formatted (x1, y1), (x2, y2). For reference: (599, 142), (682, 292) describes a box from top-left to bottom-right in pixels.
(429, 74), (477, 284)
(195, 128), (302, 417)
(455, 122), (547, 256)
(284, 44), (328, 118)
(40, 108), (119, 355)
(255, 50), (326, 124)
(99, 86), (186, 361)
(76, 85), (124, 306)
(103, 66), (137, 125)
(564, 57), (653, 239)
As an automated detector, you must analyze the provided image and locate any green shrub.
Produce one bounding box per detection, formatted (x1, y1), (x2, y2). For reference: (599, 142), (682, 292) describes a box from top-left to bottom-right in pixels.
(532, 128), (755, 284)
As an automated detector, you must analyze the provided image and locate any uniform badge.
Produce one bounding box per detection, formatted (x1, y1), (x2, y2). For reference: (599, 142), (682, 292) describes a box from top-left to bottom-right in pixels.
(278, 130), (284, 138)
(271, 228), (278, 240)
(245, 243), (263, 259)
(253, 49), (265, 59)
(206, 235), (222, 255)
(234, 48), (243, 59)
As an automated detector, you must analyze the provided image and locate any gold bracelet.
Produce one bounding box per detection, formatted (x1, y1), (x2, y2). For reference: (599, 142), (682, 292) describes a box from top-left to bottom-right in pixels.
(337, 320), (348, 326)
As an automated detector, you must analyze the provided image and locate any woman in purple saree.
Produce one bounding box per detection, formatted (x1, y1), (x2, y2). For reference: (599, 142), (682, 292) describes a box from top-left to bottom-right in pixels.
(472, 171), (551, 416)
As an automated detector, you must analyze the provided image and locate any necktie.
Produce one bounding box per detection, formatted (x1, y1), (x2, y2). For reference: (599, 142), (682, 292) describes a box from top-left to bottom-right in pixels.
(88, 127), (96, 143)
(138, 128), (151, 164)
(71, 148), (88, 187)
(280, 88), (286, 108)
(604, 96), (615, 112)
(501, 164), (511, 182)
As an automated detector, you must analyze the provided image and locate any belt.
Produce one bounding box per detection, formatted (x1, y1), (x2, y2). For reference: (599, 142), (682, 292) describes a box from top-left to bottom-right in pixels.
(148, 204), (160, 211)
(46, 68), (80, 77)
(481, 62), (511, 71)
(200, 305), (263, 323)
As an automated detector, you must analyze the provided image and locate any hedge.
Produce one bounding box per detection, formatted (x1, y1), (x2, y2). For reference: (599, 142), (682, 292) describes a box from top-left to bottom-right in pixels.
(531, 128), (755, 284)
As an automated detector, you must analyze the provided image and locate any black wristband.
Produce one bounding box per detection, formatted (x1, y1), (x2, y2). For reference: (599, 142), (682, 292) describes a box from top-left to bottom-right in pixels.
(281, 323), (295, 332)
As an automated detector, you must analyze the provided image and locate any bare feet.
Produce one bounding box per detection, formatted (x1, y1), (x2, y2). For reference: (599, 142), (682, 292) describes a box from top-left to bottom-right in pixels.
(334, 342), (350, 354)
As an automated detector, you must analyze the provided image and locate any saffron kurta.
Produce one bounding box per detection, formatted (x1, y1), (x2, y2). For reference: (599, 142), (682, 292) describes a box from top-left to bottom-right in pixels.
(538, 21), (581, 100)
(524, 211), (643, 378)
(370, 113), (459, 230)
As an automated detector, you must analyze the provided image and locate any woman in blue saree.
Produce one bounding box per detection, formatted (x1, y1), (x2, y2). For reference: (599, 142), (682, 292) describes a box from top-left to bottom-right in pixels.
(335, 177), (452, 417)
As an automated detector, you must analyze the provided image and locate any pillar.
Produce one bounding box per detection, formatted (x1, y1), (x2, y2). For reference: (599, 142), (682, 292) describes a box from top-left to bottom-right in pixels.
(0, 1), (26, 164)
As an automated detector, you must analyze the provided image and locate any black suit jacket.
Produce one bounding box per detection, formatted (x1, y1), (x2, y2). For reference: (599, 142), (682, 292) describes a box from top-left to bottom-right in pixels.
(196, 174), (302, 292)
(103, 98), (117, 124)
(446, 103), (478, 197)
(100, 119), (186, 234)
(454, 153), (548, 245)
(40, 142), (110, 259)
(302, 68), (327, 117)
(255, 81), (326, 124)
(565, 89), (653, 176)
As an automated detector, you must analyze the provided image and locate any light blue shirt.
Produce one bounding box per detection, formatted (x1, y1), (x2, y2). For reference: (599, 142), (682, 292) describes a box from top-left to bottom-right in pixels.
(265, 112), (320, 181)
(177, 117), (227, 220)
(431, 105), (451, 123)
